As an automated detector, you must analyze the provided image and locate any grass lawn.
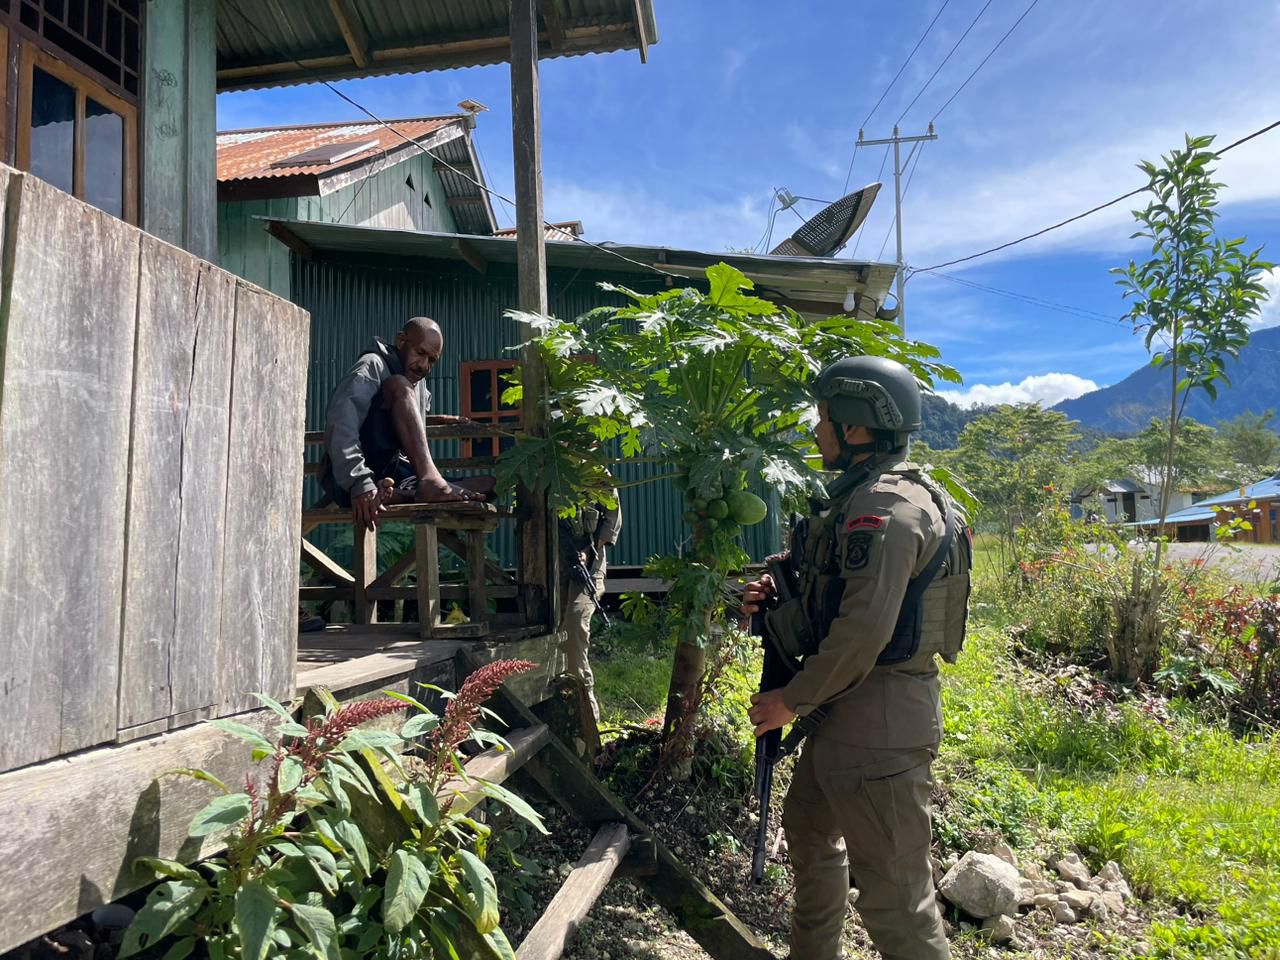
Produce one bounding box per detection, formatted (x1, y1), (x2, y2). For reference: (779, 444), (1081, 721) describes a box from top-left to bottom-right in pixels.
(590, 562), (1280, 958)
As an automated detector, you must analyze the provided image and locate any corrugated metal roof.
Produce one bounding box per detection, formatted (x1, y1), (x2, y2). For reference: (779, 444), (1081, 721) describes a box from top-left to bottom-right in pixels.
(216, 0), (658, 92)
(1130, 473), (1280, 526)
(494, 221), (585, 240)
(262, 217), (899, 316)
(217, 117), (463, 181)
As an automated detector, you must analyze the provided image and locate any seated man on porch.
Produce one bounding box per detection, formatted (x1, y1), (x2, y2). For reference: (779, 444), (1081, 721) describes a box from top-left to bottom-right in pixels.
(321, 316), (496, 529)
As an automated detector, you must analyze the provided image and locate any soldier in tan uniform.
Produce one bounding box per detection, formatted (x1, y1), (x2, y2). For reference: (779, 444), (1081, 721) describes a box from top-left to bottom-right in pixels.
(557, 495), (622, 724)
(743, 356), (969, 960)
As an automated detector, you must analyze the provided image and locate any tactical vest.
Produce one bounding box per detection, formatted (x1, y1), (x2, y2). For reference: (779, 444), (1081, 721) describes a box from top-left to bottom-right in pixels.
(786, 461), (972, 666)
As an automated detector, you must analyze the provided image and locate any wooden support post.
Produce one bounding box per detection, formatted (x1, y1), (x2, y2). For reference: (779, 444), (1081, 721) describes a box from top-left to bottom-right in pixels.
(510, 0), (557, 630)
(467, 530), (487, 620)
(301, 538), (356, 587)
(415, 523), (440, 638)
(515, 823), (631, 960)
(353, 522), (378, 624)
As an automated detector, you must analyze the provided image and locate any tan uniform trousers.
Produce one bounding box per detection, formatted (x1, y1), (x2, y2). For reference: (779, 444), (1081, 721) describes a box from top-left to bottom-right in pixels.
(557, 559), (604, 723)
(782, 733), (949, 960)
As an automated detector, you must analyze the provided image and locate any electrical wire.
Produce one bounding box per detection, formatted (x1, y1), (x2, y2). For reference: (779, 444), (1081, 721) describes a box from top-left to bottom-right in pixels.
(876, 141), (925, 261)
(752, 190), (779, 253)
(896, 0), (996, 125)
(220, 0), (694, 282)
(922, 269), (1127, 328)
(473, 137), (516, 228)
(332, 145), (389, 224)
(850, 145), (893, 259)
(842, 0), (953, 195)
(931, 0), (1041, 122)
(908, 118), (1280, 276)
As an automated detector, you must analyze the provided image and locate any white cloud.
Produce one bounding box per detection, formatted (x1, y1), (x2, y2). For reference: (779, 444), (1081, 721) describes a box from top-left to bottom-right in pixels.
(938, 372), (1100, 409)
(1257, 267), (1280, 329)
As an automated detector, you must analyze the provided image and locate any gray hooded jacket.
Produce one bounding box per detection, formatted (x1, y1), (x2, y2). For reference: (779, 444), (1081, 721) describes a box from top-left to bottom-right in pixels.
(323, 336), (432, 496)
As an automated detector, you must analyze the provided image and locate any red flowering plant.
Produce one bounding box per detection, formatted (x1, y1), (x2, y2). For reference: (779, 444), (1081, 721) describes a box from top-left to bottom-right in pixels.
(122, 659), (540, 960)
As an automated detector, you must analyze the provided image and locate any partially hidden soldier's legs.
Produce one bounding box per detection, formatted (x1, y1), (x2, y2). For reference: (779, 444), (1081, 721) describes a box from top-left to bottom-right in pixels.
(782, 743), (849, 960)
(558, 563), (605, 723)
(830, 754), (950, 960)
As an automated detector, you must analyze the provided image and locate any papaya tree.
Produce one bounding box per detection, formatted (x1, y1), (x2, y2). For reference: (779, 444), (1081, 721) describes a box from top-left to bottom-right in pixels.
(497, 264), (958, 763)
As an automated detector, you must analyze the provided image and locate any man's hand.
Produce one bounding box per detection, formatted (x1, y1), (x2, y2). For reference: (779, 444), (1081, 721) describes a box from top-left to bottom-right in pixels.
(748, 689), (796, 738)
(737, 573), (776, 627)
(352, 488), (384, 531)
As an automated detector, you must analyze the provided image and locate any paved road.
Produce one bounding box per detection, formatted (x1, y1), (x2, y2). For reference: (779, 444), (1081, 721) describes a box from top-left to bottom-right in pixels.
(1150, 541), (1280, 584)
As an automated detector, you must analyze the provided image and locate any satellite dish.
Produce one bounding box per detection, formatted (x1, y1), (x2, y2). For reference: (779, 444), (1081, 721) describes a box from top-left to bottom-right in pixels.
(769, 182), (881, 258)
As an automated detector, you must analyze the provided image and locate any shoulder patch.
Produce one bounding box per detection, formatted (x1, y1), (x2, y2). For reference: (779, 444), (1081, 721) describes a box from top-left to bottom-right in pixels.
(847, 514), (886, 532)
(845, 531), (874, 571)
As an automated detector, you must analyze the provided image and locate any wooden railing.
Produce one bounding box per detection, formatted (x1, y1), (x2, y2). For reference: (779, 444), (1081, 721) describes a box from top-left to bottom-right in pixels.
(0, 165), (310, 773)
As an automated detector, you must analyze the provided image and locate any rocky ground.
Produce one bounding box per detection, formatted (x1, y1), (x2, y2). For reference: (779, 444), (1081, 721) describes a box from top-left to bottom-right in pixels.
(491, 732), (1175, 960)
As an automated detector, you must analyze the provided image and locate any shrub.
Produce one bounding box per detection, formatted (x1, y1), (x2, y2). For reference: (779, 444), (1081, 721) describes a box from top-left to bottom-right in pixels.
(122, 660), (541, 960)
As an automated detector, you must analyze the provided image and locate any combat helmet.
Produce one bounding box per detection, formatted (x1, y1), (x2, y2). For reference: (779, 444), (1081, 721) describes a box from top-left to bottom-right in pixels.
(814, 355), (922, 453)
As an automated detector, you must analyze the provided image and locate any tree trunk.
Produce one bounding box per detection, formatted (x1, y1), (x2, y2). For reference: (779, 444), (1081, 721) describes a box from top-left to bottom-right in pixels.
(662, 637), (707, 778)
(1107, 557), (1165, 683)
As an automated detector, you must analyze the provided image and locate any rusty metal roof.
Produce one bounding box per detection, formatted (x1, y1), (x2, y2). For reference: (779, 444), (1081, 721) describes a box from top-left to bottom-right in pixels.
(493, 220), (584, 240)
(216, 117), (464, 181)
(216, 0), (659, 92)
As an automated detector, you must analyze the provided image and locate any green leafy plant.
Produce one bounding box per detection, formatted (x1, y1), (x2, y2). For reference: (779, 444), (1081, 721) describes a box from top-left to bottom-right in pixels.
(497, 263), (957, 766)
(1109, 133), (1273, 681)
(122, 659), (542, 960)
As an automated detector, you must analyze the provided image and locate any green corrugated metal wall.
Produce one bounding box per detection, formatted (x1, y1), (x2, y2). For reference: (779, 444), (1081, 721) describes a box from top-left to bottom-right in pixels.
(217, 150), (457, 298)
(290, 252), (782, 568)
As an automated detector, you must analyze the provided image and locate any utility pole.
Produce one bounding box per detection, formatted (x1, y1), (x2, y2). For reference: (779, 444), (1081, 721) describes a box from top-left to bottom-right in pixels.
(857, 123), (938, 333)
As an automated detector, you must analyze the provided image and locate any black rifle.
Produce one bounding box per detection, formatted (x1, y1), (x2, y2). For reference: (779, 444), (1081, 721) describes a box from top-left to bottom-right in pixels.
(559, 520), (610, 625)
(750, 554), (827, 884)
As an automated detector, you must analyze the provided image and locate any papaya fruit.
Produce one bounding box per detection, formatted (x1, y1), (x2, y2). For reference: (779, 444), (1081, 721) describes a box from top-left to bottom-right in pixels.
(726, 490), (768, 526)
(706, 499), (729, 520)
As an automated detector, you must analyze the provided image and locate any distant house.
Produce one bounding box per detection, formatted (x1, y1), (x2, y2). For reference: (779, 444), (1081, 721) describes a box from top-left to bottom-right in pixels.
(217, 113), (497, 298)
(1071, 479), (1202, 524)
(1130, 473), (1280, 543)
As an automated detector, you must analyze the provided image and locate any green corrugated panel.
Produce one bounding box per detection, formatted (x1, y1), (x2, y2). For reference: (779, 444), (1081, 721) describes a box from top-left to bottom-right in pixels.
(290, 253), (781, 568)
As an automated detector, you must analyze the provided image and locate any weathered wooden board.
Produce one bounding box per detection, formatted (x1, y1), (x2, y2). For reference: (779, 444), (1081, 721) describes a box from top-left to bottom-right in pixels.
(0, 171), (140, 771)
(119, 242), (236, 729)
(216, 282), (310, 714)
(0, 709), (277, 955)
(515, 822), (630, 960)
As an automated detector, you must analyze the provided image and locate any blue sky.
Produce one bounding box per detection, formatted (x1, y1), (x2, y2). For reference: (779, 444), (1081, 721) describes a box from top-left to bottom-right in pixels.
(217, 0), (1280, 407)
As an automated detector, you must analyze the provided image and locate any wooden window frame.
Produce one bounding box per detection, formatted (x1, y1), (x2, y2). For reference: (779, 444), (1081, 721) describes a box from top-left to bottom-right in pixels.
(460, 360), (521, 458)
(15, 41), (137, 222)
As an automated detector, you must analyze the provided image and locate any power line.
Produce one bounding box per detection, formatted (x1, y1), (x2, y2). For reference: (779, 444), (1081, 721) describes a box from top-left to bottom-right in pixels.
(220, 0), (693, 283)
(922, 269), (1127, 327)
(896, 0), (996, 125)
(842, 0), (953, 196)
(908, 118), (1280, 276)
(850, 145), (893, 258)
(932, 0), (1041, 121)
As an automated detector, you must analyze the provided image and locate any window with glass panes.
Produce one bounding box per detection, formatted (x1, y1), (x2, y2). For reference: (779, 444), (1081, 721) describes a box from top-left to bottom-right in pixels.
(460, 361), (521, 458)
(5, 0), (140, 222)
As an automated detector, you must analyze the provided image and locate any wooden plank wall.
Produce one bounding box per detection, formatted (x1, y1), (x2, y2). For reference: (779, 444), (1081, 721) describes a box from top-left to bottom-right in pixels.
(0, 166), (310, 772)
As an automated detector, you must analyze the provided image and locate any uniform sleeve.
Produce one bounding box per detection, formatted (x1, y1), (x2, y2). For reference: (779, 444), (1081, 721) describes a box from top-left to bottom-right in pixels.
(325, 373), (381, 496)
(781, 492), (931, 716)
(596, 492), (622, 545)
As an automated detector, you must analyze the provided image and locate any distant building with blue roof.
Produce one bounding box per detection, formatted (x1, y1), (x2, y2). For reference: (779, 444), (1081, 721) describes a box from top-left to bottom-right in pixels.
(1129, 472), (1280, 543)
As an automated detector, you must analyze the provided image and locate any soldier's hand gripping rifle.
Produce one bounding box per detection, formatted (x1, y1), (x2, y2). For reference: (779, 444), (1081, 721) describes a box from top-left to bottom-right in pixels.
(560, 520), (610, 626)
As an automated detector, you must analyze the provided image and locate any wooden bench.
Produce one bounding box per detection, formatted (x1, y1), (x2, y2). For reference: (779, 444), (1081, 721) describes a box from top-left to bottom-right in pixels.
(300, 428), (519, 638)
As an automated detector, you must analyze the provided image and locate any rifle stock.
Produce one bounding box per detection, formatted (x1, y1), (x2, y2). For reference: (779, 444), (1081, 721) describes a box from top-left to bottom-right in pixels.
(751, 555), (796, 884)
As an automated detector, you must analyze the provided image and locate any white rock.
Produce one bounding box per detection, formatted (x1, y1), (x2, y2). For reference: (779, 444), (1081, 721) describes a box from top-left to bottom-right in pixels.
(1087, 895), (1111, 923)
(1054, 853), (1092, 889)
(1017, 879), (1037, 906)
(979, 838), (1019, 868)
(1104, 877), (1135, 900)
(1050, 901), (1078, 924)
(939, 852), (1024, 920)
(1054, 880), (1074, 894)
(944, 852), (961, 869)
(1059, 888), (1096, 912)
(1022, 861), (1047, 881)
(1033, 893), (1059, 908)
(1099, 891), (1126, 917)
(1098, 860), (1125, 884)
(1087, 880), (1106, 893)
(1133, 941), (1151, 955)
(982, 914), (1018, 945)
(1030, 879), (1058, 897)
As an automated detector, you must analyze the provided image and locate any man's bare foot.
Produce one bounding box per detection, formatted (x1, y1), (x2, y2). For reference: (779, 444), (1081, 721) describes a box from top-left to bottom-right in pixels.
(415, 478), (482, 503)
